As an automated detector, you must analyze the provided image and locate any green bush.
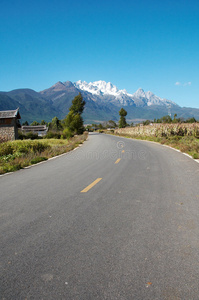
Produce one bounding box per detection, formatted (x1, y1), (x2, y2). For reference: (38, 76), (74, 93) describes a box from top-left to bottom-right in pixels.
(17, 144), (29, 154)
(26, 132), (39, 140)
(18, 131), (40, 140)
(62, 128), (74, 139)
(0, 142), (14, 156)
(13, 140), (49, 155)
(18, 131), (28, 140)
(194, 129), (199, 138)
(2, 163), (22, 173)
(30, 157), (48, 164)
(0, 134), (87, 174)
(45, 131), (61, 139)
(31, 142), (48, 153)
(1, 154), (15, 162)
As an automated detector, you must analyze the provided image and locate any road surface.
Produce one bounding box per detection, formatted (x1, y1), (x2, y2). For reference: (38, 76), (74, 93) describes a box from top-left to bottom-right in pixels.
(1, 133), (199, 299)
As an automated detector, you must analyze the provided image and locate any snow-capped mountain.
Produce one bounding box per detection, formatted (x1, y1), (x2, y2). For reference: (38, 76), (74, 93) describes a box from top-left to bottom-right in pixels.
(1, 79), (199, 124)
(74, 80), (128, 97)
(132, 88), (177, 107)
(40, 80), (178, 110)
(74, 80), (176, 108)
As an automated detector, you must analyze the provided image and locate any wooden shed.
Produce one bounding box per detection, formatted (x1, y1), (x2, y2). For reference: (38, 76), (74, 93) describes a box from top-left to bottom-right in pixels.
(21, 125), (48, 137)
(0, 108), (21, 141)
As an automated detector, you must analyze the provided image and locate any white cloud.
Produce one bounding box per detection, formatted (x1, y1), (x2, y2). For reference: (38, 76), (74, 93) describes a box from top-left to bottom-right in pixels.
(185, 82), (192, 86)
(175, 81), (191, 86)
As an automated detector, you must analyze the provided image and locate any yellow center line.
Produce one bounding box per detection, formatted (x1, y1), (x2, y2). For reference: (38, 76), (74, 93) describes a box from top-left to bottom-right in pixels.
(81, 178), (102, 193)
(115, 158), (121, 164)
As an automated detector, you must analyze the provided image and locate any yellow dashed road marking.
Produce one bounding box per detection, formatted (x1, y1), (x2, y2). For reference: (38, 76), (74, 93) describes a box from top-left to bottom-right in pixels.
(81, 178), (102, 193)
(115, 158), (121, 164)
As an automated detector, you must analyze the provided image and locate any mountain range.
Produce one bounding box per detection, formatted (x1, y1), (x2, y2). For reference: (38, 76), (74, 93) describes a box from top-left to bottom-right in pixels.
(0, 80), (199, 123)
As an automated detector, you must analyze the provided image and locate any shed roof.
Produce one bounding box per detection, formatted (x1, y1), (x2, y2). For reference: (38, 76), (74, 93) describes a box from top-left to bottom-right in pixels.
(21, 125), (47, 131)
(0, 108), (21, 119)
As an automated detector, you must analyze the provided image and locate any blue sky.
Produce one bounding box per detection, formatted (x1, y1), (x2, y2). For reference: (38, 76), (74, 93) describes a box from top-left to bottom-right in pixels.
(0, 0), (199, 108)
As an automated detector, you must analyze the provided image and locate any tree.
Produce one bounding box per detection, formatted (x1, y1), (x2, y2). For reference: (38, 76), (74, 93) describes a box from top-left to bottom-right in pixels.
(107, 120), (117, 128)
(31, 121), (39, 126)
(162, 115), (172, 123)
(157, 115), (172, 123)
(119, 108), (127, 128)
(22, 121), (29, 126)
(186, 117), (197, 123)
(69, 93), (85, 114)
(92, 123), (97, 131)
(64, 112), (84, 134)
(143, 120), (151, 126)
(41, 120), (47, 125)
(98, 123), (104, 130)
(64, 93), (85, 134)
(172, 114), (178, 123)
(51, 116), (62, 130)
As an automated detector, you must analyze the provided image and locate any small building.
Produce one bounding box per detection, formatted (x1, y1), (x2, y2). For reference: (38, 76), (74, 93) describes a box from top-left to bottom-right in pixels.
(21, 125), (48, 137)
(0, 108), (21, 141)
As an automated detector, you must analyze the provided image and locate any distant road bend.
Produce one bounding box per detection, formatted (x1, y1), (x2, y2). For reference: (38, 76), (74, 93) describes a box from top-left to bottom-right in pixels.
(1, 132), (199, 299)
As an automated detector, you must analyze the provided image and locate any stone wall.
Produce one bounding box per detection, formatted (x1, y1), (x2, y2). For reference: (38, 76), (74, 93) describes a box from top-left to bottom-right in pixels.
(0, 125), (16, 141)
(115, 123), (199, 138)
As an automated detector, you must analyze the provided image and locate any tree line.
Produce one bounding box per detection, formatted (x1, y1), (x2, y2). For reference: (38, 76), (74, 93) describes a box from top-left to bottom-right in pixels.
(21, 93), (86, 139)
(21, 93), (198, 138)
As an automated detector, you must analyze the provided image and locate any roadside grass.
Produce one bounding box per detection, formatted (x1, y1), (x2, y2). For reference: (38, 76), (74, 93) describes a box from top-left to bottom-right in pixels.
(113, 132), (199, 159)
(0, 133), (88, 175)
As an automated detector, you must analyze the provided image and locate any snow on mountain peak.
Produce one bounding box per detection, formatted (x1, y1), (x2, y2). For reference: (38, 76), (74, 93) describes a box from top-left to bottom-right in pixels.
(133, 88), (146, 98)
(74, 80), (176, 107)
(74, 80), (127, 97)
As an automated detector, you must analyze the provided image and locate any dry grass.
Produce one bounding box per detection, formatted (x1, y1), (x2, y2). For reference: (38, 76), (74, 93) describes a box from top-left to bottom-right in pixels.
(114, 124), (199, 159)
(0, 133), (88, 175)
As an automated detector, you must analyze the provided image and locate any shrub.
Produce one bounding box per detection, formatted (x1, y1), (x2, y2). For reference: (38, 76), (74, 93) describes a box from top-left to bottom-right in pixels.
(2, 163), (22, 173)
(17, 144), (29, 154)
(12, 140), (49, 155)
(0, 133), (87, 174)
(26, 132), (39, 140)
(30, 157), (48, 164)
(31, 142), (48, 153)
(0, 142), (14, 156)
(18, 131), (27, 140)
(45, 130), (61, 139)
(194, 129), (199, 139)
(62, 128), (74, 139)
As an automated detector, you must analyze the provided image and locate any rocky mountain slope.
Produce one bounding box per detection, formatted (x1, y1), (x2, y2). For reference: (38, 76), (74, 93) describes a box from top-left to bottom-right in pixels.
(0, 80), (198, 123)
(74, 80), (177, 108)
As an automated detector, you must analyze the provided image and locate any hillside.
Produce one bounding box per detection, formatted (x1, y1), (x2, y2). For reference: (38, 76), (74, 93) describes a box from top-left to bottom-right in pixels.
(0, 89), (62, 123)
(0, 81), (199, 123)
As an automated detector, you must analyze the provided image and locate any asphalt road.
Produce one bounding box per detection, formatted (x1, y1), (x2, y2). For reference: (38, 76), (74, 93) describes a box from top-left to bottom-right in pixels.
(1, 133), (199, 299)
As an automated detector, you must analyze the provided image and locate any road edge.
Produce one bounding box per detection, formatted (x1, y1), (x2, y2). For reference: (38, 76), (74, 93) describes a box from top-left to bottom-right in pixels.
(109, 134), (199, 165)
